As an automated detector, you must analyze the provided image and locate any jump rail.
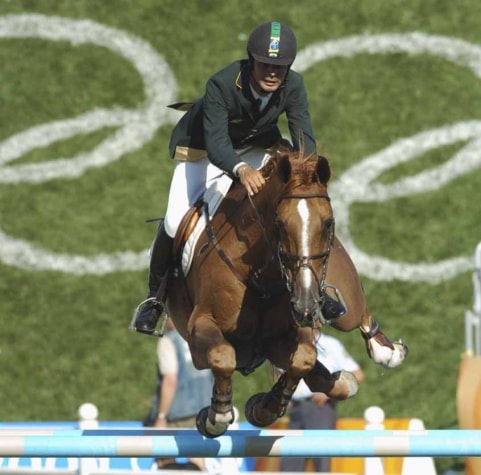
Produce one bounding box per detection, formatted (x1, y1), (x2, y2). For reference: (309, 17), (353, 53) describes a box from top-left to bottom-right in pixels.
(1, 429), (481, 458)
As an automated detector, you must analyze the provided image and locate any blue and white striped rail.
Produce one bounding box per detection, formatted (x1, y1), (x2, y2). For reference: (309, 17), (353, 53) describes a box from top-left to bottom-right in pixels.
(1, 429), (481, 458)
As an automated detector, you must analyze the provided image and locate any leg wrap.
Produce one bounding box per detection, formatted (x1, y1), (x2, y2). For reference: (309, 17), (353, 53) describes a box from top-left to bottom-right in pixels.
(360, 318), (380, 340)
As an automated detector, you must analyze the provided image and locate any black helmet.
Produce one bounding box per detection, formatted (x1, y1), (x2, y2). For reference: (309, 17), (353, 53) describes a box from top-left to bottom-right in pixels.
(247, 21), (297, 66)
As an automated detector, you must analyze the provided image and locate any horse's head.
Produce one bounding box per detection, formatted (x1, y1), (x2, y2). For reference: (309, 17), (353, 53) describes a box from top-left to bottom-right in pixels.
(267, 149), (334, 327)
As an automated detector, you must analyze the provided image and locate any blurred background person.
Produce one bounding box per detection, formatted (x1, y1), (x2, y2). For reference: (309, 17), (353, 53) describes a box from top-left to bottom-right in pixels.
(279, 330), (364, 473)
(144, 318), (214, 471)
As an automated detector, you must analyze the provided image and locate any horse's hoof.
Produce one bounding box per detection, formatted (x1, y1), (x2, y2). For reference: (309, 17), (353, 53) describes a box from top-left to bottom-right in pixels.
(390, 340), (408, 367)
(329, 370), (359, 399)
(368, 336), (408, 368)
(245, 393), (278, 427)
(196, 407), (212, 437)
(195, 407), (228, 438)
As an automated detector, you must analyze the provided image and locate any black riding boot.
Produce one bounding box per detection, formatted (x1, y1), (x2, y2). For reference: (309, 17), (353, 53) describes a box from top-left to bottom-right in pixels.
(134, 221), (174, 334)
(321, 294), (347, 321)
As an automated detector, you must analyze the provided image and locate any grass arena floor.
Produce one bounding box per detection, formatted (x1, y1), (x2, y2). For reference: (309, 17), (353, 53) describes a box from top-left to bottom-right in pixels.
(1, 2), (481, 473)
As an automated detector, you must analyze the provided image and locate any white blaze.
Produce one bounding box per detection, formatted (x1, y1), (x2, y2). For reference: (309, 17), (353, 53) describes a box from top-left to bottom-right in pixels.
(297, 200), (311, 287)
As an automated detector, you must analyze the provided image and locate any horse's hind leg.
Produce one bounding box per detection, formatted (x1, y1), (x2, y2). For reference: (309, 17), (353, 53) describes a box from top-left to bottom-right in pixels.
(326, 236), (408, 368)
(246, 339), (360, 428)
(304, 360), (359, 400)
(188, 312), (235, 437)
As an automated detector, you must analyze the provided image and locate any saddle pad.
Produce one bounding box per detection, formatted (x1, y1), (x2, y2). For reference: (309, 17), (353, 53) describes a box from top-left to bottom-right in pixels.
(181, 173), (233, 275)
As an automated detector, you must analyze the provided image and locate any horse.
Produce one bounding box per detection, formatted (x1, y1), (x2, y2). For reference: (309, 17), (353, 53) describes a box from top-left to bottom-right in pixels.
(165, 146), (407, 438)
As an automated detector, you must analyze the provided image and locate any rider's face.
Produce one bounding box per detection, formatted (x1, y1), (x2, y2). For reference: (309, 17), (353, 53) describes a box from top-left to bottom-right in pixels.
(251, 59), (288, 94)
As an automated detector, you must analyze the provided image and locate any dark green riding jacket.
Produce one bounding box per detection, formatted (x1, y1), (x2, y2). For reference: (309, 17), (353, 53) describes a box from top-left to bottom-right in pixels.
(168, 60), (317, 177)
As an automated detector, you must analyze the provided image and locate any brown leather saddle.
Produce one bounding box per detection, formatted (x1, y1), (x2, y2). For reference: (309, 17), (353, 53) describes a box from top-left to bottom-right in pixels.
(172, 199), (204, 263)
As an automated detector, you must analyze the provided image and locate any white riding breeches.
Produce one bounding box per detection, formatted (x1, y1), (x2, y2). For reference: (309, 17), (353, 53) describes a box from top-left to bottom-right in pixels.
(164, 147), (271, 238)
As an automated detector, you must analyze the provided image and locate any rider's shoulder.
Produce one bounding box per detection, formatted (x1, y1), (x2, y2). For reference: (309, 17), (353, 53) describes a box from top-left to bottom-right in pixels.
(284, 68), (305, 87)
(208, 60), (248, 84)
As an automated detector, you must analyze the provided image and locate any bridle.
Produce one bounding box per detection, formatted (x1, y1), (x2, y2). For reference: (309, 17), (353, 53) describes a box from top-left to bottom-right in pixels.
(203, 191), (334, 303)
(276, 192), (334, 301)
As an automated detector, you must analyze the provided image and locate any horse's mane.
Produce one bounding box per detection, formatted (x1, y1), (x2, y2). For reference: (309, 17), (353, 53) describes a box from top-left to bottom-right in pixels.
(262, 145), (331, 192)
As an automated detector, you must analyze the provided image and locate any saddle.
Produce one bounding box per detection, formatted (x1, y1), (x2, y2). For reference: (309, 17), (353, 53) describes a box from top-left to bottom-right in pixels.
(172, 199), (203, 265)
(173, 173), (234, 276)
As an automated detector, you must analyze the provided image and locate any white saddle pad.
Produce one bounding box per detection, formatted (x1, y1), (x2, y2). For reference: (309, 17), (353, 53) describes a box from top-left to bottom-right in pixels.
(181, 173), (233, 276)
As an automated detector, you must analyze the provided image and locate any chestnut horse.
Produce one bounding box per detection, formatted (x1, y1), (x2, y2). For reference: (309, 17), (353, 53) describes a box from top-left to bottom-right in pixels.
(165, 147), (407, 438)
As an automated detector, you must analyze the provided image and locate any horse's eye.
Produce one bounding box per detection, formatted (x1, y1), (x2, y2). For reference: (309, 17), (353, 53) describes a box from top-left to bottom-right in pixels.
(324, 218), (335, 232)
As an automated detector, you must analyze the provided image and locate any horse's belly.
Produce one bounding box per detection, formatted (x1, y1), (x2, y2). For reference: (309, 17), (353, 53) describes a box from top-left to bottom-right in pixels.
(165, 275), (192, 341)
(223, 332), (266, 375)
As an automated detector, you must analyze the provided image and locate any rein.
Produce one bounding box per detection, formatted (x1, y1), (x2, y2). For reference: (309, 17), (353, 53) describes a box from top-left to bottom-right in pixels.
(203, 200), (285, 299)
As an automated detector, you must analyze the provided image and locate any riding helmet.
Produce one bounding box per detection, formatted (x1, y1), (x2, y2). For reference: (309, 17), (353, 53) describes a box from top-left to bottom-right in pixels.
(247, 21), (297, 66)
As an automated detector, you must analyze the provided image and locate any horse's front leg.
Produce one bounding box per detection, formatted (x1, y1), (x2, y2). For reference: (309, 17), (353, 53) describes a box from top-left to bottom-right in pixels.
(325, 237), (408, 368)
(188, 312), (235, 438)
(245, 327), (317, 427)
(360, 313), (408, 368)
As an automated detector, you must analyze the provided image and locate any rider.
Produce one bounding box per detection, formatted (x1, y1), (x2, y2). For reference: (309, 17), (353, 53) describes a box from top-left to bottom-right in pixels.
(133, 21), (345, 335)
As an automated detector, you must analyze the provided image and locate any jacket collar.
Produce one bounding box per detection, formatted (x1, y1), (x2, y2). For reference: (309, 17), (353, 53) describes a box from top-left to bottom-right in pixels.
(235, 60), (285, 118)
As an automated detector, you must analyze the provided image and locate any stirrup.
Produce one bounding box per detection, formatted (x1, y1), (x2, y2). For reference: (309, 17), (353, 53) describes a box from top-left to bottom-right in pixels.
(128, 297), (168, 337)
(321, 284), (347, 322)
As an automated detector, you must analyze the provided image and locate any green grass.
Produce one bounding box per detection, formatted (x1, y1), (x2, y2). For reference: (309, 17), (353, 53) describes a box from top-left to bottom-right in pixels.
(1, 1), (481, 473)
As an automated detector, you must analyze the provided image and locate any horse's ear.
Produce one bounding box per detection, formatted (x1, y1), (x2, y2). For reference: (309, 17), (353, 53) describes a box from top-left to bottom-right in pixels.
(316, 155), (331, 184)
(278, 154), (292, 183)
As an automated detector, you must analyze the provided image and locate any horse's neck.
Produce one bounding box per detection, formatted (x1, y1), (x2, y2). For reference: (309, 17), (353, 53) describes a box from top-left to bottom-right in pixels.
(223, 177), (282, 251)
(253, 176), (284, 224)
(219, 177), (283, 245)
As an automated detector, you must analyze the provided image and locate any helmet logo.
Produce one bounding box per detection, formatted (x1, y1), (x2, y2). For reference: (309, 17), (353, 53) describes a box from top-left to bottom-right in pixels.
(268, 21), (281, 58)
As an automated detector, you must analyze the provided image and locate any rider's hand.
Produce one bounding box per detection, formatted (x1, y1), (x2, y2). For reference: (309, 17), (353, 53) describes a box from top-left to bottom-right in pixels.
(237, 164), (266, 196)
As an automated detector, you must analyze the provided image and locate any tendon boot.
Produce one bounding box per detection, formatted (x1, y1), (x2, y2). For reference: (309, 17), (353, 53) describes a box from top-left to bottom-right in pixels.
(321, 294), (346, 321)
(134, 221), (174, 335)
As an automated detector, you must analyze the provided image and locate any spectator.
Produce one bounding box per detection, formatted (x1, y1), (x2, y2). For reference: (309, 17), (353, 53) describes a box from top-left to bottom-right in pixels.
(279, 331), (364, 473)
(145, 318), (214, 471)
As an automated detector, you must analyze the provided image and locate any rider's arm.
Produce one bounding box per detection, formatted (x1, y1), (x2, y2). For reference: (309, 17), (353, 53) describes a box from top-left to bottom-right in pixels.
(203, 76), (242, 175)
(203, 77), (266, 195)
